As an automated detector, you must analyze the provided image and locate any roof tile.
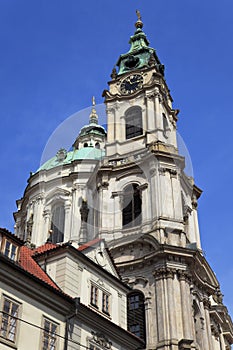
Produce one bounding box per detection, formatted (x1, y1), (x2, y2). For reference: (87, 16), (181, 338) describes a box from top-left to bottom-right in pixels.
(19, 246), (59, 290)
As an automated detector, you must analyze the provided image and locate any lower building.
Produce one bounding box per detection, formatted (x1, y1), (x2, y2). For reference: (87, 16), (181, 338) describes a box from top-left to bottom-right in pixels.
(0, 228), (144, 350)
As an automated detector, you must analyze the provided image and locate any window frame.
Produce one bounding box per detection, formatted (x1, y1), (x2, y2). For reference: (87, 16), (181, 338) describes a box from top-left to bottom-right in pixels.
(129, 294), (140, 310)
(90, 284), (99, 309)
(89, 283), (111, 317)
(122, 184), (142, 228)
(127, 291), (146, 342)
(0, 296), (20, 345)
(50, 203), (65, 244)
(125, 106), (143, 140)
(102, 292), (110, 315)
(1, 238), (19, 261)
(41, 316), (59, 350)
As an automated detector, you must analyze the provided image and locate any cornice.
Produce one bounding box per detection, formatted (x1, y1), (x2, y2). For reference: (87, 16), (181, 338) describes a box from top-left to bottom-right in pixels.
(76, 302), (144, 349)
(0, 255), (72, 314)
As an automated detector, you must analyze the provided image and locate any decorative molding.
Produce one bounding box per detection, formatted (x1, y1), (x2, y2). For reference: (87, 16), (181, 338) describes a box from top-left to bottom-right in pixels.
(138, 183), (148, 191)
(178, 339), (193, 350)
(149, 167), (156, 176)
(183, 205), (192, 221)
(97, 181), (109, 191)
(91, 331), (112, 349)
(159, 167), (177, 177)
(177, 269), (192, 283)
(153, 267), (176, 280)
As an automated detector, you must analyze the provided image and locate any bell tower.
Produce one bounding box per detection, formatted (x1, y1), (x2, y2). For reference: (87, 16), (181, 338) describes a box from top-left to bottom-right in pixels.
(99, 11), (201, 250)
(104, 10), (178, 158)
(95, 12), (233, 350)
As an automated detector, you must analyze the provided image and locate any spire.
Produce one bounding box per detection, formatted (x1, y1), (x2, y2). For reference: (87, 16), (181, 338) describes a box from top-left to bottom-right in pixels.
(89, 96), (98, 124)
(114, 11), (164, 77)
(135, 10), (143, 29)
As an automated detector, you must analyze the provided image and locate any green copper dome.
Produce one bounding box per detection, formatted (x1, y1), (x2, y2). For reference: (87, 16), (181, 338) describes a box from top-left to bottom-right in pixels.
(37, 147), (105, 172)
(78, 123), (106, 138)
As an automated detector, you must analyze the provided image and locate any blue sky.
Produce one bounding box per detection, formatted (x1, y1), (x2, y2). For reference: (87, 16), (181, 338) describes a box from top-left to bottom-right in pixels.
(0, 1), (233, 316)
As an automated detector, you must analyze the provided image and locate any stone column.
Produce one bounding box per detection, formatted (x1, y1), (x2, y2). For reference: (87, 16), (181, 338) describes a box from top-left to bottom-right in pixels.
(70, 186), (78, 241)
(191, 196), (201, 249)
(178, 270), (193, 341)
(166, 269), (177, 342)
(111, 191), (122, 231)
(98, 181), (109, 234)
(203, 298), (214, 350)
(64, 200), (71, 242)
(155, 91), (161, 129)
(154, 268), (167, 343)
(34, 195), (44, 246)
(106, 107), (115, 144)
(219, 325), (226, 350)
(144, 295), (156, 348)
(145, 93), (155, 132)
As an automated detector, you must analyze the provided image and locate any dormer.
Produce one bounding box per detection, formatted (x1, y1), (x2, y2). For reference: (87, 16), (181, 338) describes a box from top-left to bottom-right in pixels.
(0, 228), (23, 262)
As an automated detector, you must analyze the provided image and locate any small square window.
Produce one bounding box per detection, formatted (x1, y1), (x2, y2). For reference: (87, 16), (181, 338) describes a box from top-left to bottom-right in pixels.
(3, 240), (18, 261)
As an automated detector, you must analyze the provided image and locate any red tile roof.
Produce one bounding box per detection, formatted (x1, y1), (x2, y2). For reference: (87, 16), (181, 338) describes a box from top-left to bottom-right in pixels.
(19, 246), (59, 290)
(78, 237), (101, 251)
(33, 242), (58, 255)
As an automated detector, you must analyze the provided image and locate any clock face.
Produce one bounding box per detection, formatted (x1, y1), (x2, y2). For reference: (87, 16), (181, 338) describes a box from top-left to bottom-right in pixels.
(120, 74), (143, 95)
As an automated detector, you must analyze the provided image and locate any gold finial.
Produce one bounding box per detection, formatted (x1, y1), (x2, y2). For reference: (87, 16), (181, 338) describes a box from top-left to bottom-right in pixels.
(135, 10), (143, 29)
(136, 10), (141, 21)
(92, 96), (96, 107)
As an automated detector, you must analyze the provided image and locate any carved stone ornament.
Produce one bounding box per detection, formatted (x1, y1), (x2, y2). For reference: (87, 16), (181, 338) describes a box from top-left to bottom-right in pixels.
(25, 213), (33, 247)
(110, 66), (117, 79)
(91, 331), (112, 349)
(183, 205), (192, 221)
(158, 167), (177, 177)
(56, 148), (67, 162)
(153, 267), (176, 280)
(213, 287), (223, 304)
(148, 52), (156, 66)
(177, 269), (192, 283)
(80, 199), (89, 223)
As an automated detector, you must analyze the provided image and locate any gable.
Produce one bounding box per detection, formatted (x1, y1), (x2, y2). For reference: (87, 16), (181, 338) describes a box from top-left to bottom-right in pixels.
(78, 239), (120, 278)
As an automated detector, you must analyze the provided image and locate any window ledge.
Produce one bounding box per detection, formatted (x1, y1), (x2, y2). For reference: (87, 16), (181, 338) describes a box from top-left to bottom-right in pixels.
(89, 304), (111, 320)
(122, 224), (141, 233)
(0, 337), (17, 349)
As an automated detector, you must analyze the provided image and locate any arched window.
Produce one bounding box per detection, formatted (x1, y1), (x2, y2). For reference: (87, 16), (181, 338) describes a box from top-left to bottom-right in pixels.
(125, 106), (143, 140)
(122, 184), (141, 228)
(95, 142), (100, 149)
(50, 204), (65, 243)
(84, 142), (88, 147)
(127, 291), (146, 343)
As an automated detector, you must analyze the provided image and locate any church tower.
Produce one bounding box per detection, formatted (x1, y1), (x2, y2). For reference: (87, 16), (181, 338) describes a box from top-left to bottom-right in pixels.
(13, 11), (233, 350)
(93, 12), (233, 350)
